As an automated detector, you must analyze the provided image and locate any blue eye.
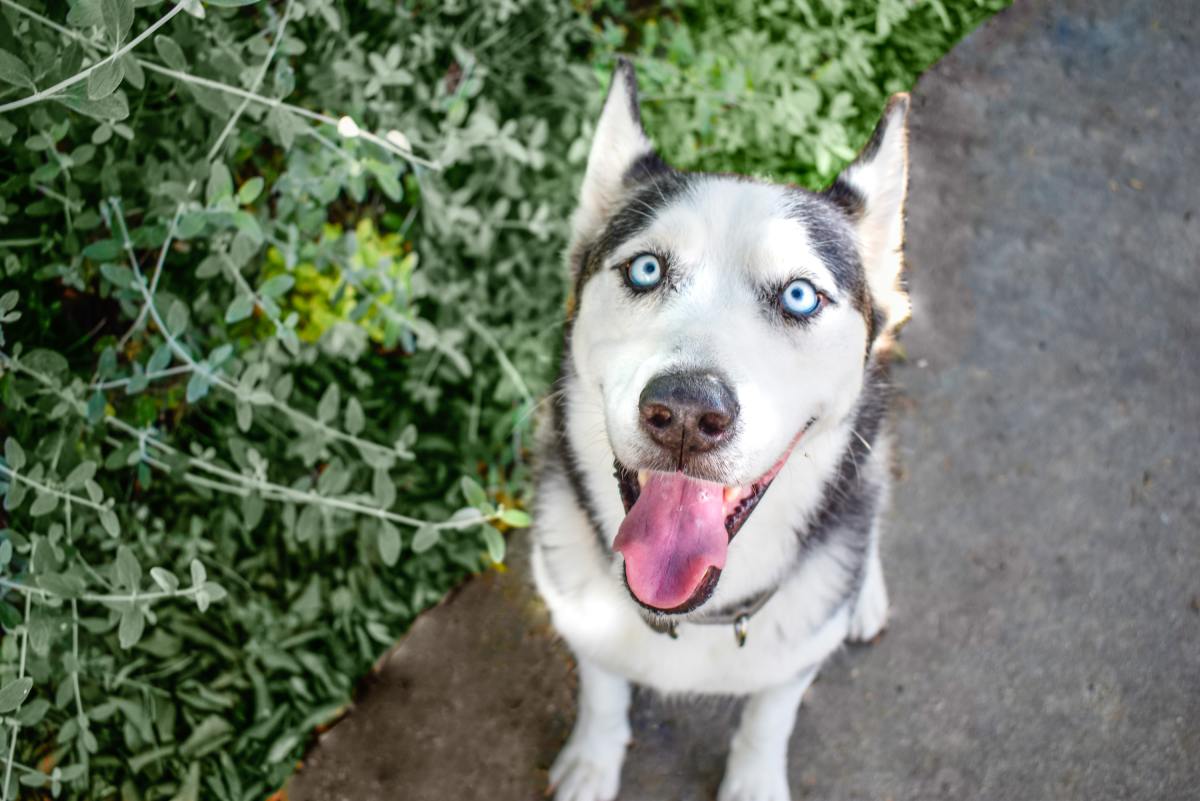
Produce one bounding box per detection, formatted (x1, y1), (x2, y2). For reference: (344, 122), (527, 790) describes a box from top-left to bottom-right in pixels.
(781, 279), (822, 317)
(627, 253), (664, 289)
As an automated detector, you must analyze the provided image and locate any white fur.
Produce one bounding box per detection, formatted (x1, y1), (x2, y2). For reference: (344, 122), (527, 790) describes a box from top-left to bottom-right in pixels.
(537, 65), (908, 801)
(840, 96), (912, 333)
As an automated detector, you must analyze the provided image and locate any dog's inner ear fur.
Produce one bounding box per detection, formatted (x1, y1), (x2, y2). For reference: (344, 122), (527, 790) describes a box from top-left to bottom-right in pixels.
(827, 94), (912, 340)
(572, 59), (655, 249)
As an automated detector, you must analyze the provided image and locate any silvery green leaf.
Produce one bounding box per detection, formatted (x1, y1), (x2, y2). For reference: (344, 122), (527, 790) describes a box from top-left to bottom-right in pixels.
(0, 540), (10, 566)
(59, 86), (130, 121)
(378, 521), (401, 566)
(4, 437), (25, 471)
(126, 367), (148, 395)
(0, 600), (21, 629)
(482, 526), (505, 564)
(29, 491), (58, 517)
(242, 492), (264, 529)
(411, 524), (438, 553)
(176, 212), (206, 239)
(232, 211), (263, 244)
(372, 467), (395, 508)
(28, 615), (52, 656)
(99, 508), (120, 536)
(0, 290), (17, 312)
(86, 391), (106, 424)
(498, 508), (532, 528)
(236, 401), (252, 431)
(460, 476), (488, 509)
(189, 559), (206, 588)
(267, 732), (301, 765)
(99, 262), (133, 288)
(150, 567), (179, 593)
(0, 49), (34, 90)
(259, 274), (293, 299)
(0, 677), (33, 714)
(7, 479), (30, 510)
(166, 299), (189, 336)
(16, 698), (49, 727)
(207, 163), (233, 207)
(122, 53), (143, 89)
(147, 343), (172, 374)
(296, 505), (320, 542)
(266, 107), (304, 150)
(209, 343), (233, 367)
(37, 573), (85, 598)
(100, 0), (134, 46)
(67, 0), (103, 28)
(87, 58), (125, 100)
(118, 606), (144, 649)
(153, 35), (187, 70)
(115, 545), (142, 589)
(344, 397), (365, 435)
(65, 461), (98, 490)
(237, 177), (265, 205)
(317, 383), (340, 424)
(273, 373), (293, 401)
(185, 371), (211, 403)
(224, 295), (254, 324)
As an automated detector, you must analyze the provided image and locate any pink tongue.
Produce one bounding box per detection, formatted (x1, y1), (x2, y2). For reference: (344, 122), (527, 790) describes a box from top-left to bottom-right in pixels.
(613, 472), (729, 610)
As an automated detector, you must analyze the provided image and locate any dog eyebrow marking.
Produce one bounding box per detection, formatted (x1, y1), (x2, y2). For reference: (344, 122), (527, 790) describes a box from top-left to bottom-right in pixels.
(781, 191), (864, 298)
(573, 168), (694, 302)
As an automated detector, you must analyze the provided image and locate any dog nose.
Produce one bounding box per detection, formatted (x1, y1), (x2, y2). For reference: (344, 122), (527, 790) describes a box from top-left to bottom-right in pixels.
(638, 371), (739, 453)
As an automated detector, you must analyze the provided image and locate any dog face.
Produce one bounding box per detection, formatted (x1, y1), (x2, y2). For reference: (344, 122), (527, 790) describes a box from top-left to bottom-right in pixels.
(564, 60), (909, 614)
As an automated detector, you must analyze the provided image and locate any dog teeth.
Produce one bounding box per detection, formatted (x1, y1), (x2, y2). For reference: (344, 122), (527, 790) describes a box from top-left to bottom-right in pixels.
(724, 486), (743, 504)
(637, 470), (649, 487)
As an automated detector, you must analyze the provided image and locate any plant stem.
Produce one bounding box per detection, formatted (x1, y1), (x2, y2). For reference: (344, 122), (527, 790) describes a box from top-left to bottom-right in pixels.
(90, 364), (193, 391)
(0, 577), (206, 605)
(465, 315), (534, 406)
(205, 0), (294, 163)
(0, 0), (434, 170)
(0, 593), (31, 801)
(0, 1), (189, 114)
(0, 464), (108, 513)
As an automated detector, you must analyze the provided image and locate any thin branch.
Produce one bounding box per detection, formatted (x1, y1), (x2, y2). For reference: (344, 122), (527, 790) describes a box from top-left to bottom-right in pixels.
(0, 577), (207, 605)
(0, 593), (31, 801)
(138, 62), (438, 168)
(90, 364), (193, 391)
(1, 351), (500, 533)
(0, 1), (189, 114)
(205, 0), (294, 163)
(0, 0), (435, 169)
(464, 315), (533, 406)
(0, 464), (108, 513)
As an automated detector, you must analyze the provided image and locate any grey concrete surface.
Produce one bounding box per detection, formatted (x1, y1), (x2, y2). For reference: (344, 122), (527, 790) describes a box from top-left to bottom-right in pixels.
(289, 0), (1200, 798)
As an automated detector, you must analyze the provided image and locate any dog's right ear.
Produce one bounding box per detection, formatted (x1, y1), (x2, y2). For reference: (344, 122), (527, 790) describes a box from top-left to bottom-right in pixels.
(572, 58), (655, 245)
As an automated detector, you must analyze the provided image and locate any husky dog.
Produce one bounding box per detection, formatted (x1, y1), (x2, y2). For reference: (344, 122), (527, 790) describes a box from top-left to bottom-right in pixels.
(532, 58), (910, 801)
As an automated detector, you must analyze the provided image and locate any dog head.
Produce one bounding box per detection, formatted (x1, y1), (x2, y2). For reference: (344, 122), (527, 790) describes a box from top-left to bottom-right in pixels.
(563, 59), (909, 614)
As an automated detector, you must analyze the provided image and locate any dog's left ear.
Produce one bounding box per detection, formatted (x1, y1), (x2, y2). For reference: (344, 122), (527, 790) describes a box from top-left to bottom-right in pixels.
(826, 94), (911, 338)
(572, 58), (655, 245)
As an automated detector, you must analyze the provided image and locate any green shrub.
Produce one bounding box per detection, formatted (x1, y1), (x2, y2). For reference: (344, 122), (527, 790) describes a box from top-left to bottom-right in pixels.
(0, 1), (1006, 798)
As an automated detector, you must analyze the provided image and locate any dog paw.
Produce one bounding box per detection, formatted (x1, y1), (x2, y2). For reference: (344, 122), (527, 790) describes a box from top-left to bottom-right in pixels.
(717, 750), (791, 801)
(548, 734), (626, 801)
(847, 557), (889, 643)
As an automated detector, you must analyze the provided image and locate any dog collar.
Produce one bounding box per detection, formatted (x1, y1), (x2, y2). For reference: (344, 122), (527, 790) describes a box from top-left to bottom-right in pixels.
(643, 586), (778, 647)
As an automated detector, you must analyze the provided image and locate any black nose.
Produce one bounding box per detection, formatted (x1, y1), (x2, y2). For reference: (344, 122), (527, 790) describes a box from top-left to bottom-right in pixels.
(638, 371), (739, 454)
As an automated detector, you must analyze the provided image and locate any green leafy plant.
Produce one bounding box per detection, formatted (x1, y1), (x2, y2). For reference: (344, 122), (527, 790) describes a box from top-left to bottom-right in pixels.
(0, 0), (1007, 798)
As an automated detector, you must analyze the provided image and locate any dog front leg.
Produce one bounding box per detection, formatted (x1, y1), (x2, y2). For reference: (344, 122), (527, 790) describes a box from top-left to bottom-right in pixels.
(549, 656), (632, 801)
(717, 667), (818, 801)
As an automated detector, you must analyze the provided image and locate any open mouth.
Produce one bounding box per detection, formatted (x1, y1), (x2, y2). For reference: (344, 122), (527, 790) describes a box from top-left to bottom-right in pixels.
(611, 424), (811, 614)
